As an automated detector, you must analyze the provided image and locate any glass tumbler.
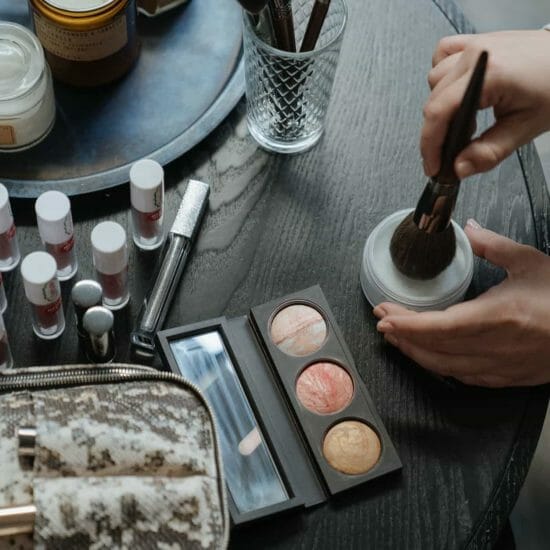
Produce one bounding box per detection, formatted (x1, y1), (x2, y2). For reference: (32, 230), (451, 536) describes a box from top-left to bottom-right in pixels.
(243, 0), (347, 154)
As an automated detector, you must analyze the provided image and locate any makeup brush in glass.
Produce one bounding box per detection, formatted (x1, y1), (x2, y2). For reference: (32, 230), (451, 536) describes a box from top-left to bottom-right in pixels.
(236, 0), (274, 44)
(300, 0), (331, 52)
(390, 50), (488, 280)
(267, 0), (296, 51)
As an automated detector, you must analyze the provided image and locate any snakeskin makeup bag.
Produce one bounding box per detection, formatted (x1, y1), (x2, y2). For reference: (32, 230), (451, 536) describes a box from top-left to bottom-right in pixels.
(0, 364), (228, 549)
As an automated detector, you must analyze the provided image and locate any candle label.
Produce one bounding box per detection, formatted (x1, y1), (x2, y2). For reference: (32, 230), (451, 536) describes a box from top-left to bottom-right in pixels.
(0, 126), (15, 146)
(33, 12), (128, 62)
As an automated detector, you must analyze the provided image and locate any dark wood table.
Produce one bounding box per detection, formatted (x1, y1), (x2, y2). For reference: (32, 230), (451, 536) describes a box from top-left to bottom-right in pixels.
(3, 0), (550, 548)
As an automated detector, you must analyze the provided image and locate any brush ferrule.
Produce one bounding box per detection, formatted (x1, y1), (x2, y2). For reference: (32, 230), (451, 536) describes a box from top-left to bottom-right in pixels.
(413, 178), (460, 233)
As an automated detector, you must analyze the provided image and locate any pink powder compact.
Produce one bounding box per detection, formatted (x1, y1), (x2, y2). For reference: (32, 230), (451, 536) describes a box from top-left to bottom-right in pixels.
(157, 285), (401, 525)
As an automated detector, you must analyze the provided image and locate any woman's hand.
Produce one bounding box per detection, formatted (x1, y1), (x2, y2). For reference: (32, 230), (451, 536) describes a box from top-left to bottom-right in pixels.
(422, 30), (550, 179)
(373, 220), (550, 387)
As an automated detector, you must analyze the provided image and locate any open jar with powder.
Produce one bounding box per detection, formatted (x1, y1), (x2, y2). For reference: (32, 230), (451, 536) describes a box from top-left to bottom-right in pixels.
(0, 22), (56, 152)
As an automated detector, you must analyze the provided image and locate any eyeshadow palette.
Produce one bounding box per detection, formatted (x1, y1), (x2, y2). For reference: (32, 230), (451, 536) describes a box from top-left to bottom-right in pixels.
(156, 286), (401, 525)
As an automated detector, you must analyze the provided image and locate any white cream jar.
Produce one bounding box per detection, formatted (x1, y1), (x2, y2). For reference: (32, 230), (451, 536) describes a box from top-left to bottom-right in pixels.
(0, 22), (56, 152)
(360, 209), (474, 311)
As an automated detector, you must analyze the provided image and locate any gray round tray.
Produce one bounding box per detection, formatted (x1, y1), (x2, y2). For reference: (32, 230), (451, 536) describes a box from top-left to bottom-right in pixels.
(0, 0), (244, 198)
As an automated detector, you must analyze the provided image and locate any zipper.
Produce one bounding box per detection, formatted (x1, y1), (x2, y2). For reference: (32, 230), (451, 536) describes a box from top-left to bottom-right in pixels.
(0, 364), (230, 549)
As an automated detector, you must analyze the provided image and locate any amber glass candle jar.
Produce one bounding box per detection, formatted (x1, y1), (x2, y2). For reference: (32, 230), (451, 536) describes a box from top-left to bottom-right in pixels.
(28, 0), (140, 87)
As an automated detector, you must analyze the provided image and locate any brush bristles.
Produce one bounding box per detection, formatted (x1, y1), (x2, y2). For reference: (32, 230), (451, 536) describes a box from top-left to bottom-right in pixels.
(389, 213), (456, 280)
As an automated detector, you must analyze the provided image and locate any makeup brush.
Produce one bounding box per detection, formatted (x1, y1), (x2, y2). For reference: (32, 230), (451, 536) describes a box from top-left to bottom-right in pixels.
(390, 50), (488, 280)
(300, 0), (331, 52)
(267, 0), (297, 51)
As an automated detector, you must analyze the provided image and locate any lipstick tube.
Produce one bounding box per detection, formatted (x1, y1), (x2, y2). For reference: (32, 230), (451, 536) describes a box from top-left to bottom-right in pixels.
(131, 180), (210, 357)
(0, 184), (20, 272)
(82, 306), (116, 364)
(21, 251), (65, 340)
(91, 222), (129, 311)
(129, 159), (165, 251)
(0, 312), (13, 370)
(35, 191), (78, 281)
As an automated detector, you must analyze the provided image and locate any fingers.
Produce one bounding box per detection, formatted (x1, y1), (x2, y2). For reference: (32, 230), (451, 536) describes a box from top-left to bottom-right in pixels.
(454, 113), (535, 179)
(428, 52), (462, 90)
(464, 220), (530, 272)
(421, 73), (471, 176)
(373, 302), (415, 319)
(432, 34), (474, 65)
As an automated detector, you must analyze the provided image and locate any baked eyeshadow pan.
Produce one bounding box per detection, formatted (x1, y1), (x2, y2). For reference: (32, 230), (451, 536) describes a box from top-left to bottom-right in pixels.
(295, 362), (354, 415)
(270, 304), (327, 356)
(157, 286), (401, 526)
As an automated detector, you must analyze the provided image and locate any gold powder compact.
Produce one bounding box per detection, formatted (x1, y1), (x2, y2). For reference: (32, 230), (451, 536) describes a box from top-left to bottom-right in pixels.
(29, 0), (140, 87)
(0, 22), (56, 152)
(137, 0), (189, 17)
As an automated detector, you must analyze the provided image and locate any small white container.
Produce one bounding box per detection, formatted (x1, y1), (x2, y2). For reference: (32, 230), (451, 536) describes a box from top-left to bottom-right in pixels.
(0, 311), (13, 370)
(0, 22), (55, 152)
(0, 183), (20, 272)
(35, 191), (78, 281)
(360, 209), (474, 311)
(129, 158), (165, 250)
(91, 221), (129, 310)
(21, 251), (65, 339)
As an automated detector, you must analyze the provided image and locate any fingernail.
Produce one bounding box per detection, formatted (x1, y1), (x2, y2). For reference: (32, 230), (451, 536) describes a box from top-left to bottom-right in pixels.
(373, 305), (387, 318)
(466, 218), (482, 230)
(385, 334), (399, 346)
(377, 320), (393, 333)
(456, 160), (475, 178)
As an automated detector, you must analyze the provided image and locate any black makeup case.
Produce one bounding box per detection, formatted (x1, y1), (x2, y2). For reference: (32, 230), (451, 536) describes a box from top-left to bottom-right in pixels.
(0, 364), (228, 549)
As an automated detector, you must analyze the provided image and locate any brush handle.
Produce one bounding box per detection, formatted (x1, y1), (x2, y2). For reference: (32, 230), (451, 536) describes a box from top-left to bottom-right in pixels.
(414, 51), (488, 233)
(438, 51), (488, 184)
(267, 0), (296, 51)
(300, 0), (331, 52)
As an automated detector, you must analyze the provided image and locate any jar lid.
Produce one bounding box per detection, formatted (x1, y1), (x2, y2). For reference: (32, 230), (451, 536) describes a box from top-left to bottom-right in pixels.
(0, 23), (44, 103)
(35, 191), (73, 245)
(21, 251), (59, 305)
(43, 0), (117, 13)
(360, 209), (474, 311)
(91, 221), (128, 275)
(129, 159), (164, 213)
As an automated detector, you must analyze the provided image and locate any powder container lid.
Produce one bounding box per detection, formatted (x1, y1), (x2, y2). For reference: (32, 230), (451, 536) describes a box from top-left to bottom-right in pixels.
(91, 221), (128, 275)
(35, 191), (74, 245)
(21, 251), (60, 305)
(129, 158), (164, 214)
(82, 305), (116, 363)
(0, 184), (14, 234)
(71, 279), (103, 332)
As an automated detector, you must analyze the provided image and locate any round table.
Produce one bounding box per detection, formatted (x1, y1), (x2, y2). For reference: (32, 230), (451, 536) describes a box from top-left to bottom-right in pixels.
(3, 0), (550, 548)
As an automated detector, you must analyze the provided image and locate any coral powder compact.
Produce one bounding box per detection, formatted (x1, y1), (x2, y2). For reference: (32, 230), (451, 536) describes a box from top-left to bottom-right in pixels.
(157, 286), (401, 525)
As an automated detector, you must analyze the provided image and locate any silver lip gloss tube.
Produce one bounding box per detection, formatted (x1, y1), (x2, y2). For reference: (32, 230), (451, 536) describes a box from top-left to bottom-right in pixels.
(131, 180), (210, 359)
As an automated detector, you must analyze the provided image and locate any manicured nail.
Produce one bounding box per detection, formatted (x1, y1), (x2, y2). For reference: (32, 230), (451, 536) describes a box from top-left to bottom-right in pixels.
(385, 334), (399, 346)
(377, 320), (393, 332)
(373, 305), (387, 318)
(456, 160), (475, 178)
(466, 218), (482, 230)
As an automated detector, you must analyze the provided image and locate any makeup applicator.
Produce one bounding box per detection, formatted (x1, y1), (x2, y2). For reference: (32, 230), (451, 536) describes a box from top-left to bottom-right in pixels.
(390, 50), (488, 280)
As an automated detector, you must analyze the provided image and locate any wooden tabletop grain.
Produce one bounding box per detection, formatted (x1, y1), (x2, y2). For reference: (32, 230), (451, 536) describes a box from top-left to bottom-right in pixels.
(3, 0), (550, 548)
